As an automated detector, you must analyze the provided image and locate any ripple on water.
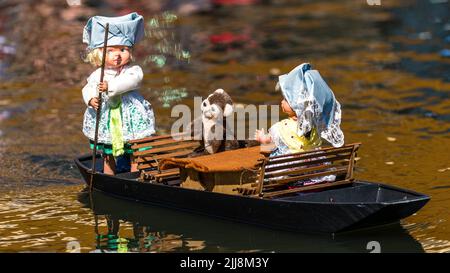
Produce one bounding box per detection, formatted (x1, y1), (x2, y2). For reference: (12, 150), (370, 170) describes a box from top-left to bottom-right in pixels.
(0, 186), (94, 252)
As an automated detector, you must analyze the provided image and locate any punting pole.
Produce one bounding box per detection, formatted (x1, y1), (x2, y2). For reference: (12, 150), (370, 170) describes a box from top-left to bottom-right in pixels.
(89, 23), (110, 192)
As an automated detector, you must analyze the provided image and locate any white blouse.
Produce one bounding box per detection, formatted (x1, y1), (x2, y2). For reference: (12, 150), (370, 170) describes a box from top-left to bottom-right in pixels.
(82, 65), (144, 106)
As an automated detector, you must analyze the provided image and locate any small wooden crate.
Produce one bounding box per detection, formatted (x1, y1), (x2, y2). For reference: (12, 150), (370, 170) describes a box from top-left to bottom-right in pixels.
(180, 167), (260, 195)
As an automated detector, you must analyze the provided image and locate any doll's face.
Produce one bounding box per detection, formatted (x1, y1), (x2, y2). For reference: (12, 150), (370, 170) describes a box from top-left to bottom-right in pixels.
(105, 46), (131, 68)
(281, 99), (296, 117)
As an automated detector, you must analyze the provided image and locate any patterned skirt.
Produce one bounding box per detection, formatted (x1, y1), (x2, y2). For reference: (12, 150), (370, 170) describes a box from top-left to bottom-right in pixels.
(82, 91), (156, 145)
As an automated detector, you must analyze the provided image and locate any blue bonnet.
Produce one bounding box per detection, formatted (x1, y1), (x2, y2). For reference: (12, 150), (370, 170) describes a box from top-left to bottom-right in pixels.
(83, 12), (145, 50)
(278, 63), (344, 147)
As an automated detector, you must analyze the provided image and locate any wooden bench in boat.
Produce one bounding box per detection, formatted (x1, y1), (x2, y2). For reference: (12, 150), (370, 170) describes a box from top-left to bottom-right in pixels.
(129, 133), (201, 182)
(233, 143), (361, 198)
(130, 134), (360, 197)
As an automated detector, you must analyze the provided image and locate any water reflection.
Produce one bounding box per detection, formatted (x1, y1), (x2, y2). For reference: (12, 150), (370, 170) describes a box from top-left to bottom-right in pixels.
(79, 189), (425, 253)
(94, 216), (164, 253)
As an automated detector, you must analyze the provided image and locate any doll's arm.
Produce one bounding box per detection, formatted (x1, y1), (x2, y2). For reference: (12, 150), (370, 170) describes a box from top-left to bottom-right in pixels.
(82, 69), (100, 106)
(106, 65), (143, 97)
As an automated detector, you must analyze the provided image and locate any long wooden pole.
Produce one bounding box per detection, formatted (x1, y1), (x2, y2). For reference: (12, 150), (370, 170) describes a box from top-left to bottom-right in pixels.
(89, 23), (110, 191)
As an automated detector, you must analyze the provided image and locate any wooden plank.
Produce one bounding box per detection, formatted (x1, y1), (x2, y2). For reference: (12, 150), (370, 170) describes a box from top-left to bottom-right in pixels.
(138, 149), (198, 165)
(143, 168), (180, 182)
(268, 143), (359, 161)
(346, 145), (357, 180)
(136, 150), (194, 163)
(128, 132), (190, 144)
(146, 167), (179, 174)
(265, 160), (348, 178)
(266, 147), (354, 166)
(143, 168), (180, 177)
(265, 154), (351, 173)
(267, 149), (353, 166)
(263, 166), (349, 188)
(133, 142), (200, 156)
(132, 138), (197, 150)
(129, 134), (173, 144)
(137, 162), (158, 170)
(153, 169), (180, 178)
(262, 180), (353, 198)
(256, 159), (267, 196)
(136, 146), (199, 171)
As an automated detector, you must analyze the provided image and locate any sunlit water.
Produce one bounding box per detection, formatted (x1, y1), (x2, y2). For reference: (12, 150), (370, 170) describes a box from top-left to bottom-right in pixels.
(0, 0), (449, 252)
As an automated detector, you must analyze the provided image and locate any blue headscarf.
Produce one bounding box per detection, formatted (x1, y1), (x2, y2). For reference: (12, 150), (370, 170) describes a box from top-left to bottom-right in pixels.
(83, 12), (145, 50)
(278, 63), (344, 147)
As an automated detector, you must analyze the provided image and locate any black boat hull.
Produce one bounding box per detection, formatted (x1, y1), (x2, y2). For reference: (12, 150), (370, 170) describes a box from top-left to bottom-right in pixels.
(75, 154), (430, 233)
(78, 190), (426, 253)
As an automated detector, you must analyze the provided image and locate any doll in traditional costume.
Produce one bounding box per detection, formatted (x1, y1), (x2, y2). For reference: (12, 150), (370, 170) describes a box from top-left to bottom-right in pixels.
(82, 12), (156, 175)
(255, 63), (344, 155)
(255, 63), (344, 184)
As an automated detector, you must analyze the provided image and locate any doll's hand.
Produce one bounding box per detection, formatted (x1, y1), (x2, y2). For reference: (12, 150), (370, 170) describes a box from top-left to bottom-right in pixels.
(254, 128), (265, 141)
(97, 81), (108, 93)
(254, 128), (272, 144)
(89, 97), (100, 110)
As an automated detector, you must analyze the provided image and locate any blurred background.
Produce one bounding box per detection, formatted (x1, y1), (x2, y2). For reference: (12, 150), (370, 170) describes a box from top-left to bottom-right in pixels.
(0, 0), (449, 253)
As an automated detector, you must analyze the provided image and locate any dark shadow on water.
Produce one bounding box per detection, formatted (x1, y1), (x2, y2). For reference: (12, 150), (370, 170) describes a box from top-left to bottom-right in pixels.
(78, 189), (425, 253)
